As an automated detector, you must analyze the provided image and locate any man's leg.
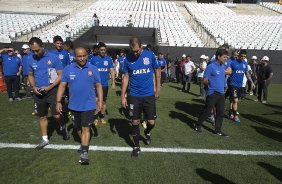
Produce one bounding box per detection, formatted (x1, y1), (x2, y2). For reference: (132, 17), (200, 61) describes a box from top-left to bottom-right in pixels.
(214, 93), (227, 136)
(35, 97), (49, 149)
(143, 96), (157, 145)
(187, 74), (192, 92)
(182, 75), (187, 91)
(257, 82), (262, 102)
(100, 87), (108, 124)
(13, 76), (20, 99)
(4, 76), (13, 99)
(262, 80), (270, 102)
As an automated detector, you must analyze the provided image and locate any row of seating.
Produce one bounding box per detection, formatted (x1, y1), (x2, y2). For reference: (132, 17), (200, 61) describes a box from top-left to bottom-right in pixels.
(185, 2), (282, 50)
(260, 2), (282, 14)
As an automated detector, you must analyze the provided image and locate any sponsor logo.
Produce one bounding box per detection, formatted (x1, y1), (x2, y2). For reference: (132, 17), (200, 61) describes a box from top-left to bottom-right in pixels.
(235, 70), (245, 74)
(47, 60), (52, 65)
(104, 60), (108, 66)
(59, 54), (64, 60)
(133, 68), (150, 75)
(98, 68), (108, 72)
(216, 70), (220, 75)
(88, 70), (93, 76)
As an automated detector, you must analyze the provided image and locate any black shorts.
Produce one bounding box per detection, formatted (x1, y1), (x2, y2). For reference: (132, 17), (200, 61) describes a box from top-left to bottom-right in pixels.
(128, 95), (157, 120)
(96, 86), (108, 101)
(34, 87), (59, 117)
(71, 110), (95, 128)
(230, 86), (243, 99)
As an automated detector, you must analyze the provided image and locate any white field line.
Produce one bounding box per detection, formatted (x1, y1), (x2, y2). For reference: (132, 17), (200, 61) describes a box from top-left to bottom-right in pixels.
(0, 143), (282, 156)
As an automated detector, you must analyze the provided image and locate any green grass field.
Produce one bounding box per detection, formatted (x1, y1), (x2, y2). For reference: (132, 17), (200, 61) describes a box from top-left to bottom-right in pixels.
(0, 82), (281, 184)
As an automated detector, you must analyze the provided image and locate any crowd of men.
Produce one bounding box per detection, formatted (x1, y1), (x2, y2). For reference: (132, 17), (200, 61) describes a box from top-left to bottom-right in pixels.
(0, 37), (274, 165)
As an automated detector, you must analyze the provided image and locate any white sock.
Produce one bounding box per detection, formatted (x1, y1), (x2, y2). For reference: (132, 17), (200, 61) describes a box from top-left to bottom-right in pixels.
(42, 136), (48, 142)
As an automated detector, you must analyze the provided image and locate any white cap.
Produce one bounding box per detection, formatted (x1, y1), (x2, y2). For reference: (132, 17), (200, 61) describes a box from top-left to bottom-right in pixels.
(261, 56), (269, 61)
(182, 54), (186, 58)
(200, 55), (206, 59)
(251, 56), (257, 60)
(205, 55), (209, 60)
(22, 44), (30, 49)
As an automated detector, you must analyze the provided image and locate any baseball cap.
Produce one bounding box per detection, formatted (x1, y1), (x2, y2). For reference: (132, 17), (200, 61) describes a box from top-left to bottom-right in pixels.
(200, 55), (206, 59)
(22, 44), (30, 49)
(251, 56), (257, 60)
(261, 56), (269, 61)
(182, 54), (186, 58)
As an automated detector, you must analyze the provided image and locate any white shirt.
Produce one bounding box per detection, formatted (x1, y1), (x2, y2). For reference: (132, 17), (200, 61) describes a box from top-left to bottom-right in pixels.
(242, 65), (252, 87)
(64, 27), (71, 37)
(184, 61), (195, 75)
(197, 61), (207, 78)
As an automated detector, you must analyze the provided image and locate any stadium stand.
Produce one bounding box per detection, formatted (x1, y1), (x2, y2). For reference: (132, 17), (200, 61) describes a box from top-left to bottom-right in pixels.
(260, 2), (282, 14)
(37, 0), (204, 47)
(185, 2), (282, 50)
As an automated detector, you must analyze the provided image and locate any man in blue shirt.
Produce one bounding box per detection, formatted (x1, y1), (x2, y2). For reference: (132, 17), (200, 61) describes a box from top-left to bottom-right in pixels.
(50, 36), (70, 68)
(228, 50), (254, 123)
(56, 47), (103, 165)
(27, 37), (69, 149)
(121, 37), (161, 157)
(63, 40), (75, 64)
(89, 44), (99, 60)
(0, 47), (22, 101)
(21, 44), (33, 98)
(90, 42), (115, 125)
(195, 49), (229, 137)
(117, 50), (126, 78)
(157, 53), (167, 86)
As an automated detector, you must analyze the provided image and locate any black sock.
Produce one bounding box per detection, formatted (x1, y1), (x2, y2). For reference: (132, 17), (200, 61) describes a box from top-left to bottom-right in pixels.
(132, 124), (140, 147)
(229, 109), (233, 115)
(144, 123), (155, 135)
(81, 145), (89, 153)
(99, 113), (105, 119)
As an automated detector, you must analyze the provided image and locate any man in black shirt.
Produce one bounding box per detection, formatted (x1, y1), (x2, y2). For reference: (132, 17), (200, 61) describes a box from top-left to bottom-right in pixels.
(255, 56), (273, 104)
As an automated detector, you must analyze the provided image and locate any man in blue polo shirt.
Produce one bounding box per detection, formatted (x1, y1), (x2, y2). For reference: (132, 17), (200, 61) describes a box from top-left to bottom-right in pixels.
(50, 35), (70, 68)
(21, 44), (33, 98)
(117, 50), (126, 78)
(0, 47), (22, 101)
(157, 53), (167, 86)
(121, 37), (161, 157)
(63, 40), (75, 64)
(228, 50), (254, 123)
(90, 42), (115, 125)
(57, 47), (103, 165)
(195, 49), (229, 137)
(28, 37), (69, 149)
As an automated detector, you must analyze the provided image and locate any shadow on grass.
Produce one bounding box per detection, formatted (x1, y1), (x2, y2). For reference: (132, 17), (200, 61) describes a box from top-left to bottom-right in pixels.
(251, 126), (282, 142)
(108, 118), (134, 147)
(47, 117), (60, 140)
(169, 111), (195, 129)
(257, 162), (282, 182)
(175, 101), (203, 118)
(264, 103), (282, 110)
(168, 84), (182, 91)
(241, 113), (282, 129)
(116, 90), (121, 96)
(196, 168), (235, 184)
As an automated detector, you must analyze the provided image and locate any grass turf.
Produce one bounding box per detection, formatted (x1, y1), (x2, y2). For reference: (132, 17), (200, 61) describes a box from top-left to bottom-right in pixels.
(0, 82), (281, 183)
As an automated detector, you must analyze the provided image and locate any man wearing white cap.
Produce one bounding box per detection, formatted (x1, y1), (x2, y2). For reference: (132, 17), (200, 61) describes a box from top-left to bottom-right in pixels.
(256, 56), (273, 104)
(21, 44), (32, 98)
(176, 54), (186, 84)
(196, 55), (207, 98)
(250, 56), (258, 96)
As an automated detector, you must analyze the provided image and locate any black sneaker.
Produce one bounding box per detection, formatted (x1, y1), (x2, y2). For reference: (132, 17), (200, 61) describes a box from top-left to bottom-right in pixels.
(215, 131), (229, 137)
(62, 127), (70, 140)
(79, 152), (89, 165)
(35, 139), (49, 150)
(195, 125), (202, 133)
(144, 132), (151, 145)
(131, 147), (141, 158)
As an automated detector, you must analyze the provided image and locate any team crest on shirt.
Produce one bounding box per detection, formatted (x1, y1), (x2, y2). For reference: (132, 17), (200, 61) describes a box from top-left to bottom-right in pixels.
(104, 60), (108, 66)
(87, 70), (93, 76)
(216, 70), (220, 75)
(243, 64), (246, 69)
(47, 60), (52, 65)
(143, 57), (150, 65)
(59, 54), (64, 60)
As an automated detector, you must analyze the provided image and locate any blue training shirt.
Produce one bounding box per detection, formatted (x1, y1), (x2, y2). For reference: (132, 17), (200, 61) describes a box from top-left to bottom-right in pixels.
(229, 59), (248, 87)
(90, 55), (114, 87)
(50, 49), (70, 68)
(157, 58), (167, 70)
(28, 51), (63, 87)
(123, 49), (160, 97)
(61, 62), (101, 111)
(0, 53), (21, 76)
(117, 55), (126, 71)
(68, 51), (76, 64)
(21, 52), (33, 76)
(204, 61), (226, 96)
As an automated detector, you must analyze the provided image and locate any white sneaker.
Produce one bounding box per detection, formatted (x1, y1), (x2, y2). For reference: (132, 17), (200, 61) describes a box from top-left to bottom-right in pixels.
(15, 97), (22, 101)
(250, 92), (253, 96)
(262, 101), (267, 104)
(8, 98), (13, 102)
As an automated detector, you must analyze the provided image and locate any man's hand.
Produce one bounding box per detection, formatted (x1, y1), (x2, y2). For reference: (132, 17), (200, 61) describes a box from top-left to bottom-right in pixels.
(252, 82), (256, 89)
(56, 102), (63, 114)
(32, 86), (42, 95)
(155, 89), (160, 100)
(16, 72), (21, 76)
(121, 97), (128, 108)
(97, 101), (102, 112)
(111, 83), (116, 90)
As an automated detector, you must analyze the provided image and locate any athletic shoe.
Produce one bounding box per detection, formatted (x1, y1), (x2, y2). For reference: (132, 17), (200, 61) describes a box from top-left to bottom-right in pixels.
(15, 97), (22, 101)
(250, 92), (253, 96)
(131, 147), (141, 158)
(35, 139), (49, 150)
(262, 101), (267, 104)
(207, 115), (215, 123)
(195, 125), (202, 133)
(254, 99), (259, 102)
(144, 132), (151, 145)
(215, 131), (229, 137)
(101, 119), (107, 125)
(79, 152), (89, 165)
(62, 127), (70, 140)
(8, 98), (13, 102)
(228, 114), (234, 119)
(234, 116), (240, 123)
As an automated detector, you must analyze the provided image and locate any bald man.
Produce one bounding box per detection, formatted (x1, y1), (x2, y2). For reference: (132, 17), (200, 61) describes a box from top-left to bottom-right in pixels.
(57, 47), (103, 165)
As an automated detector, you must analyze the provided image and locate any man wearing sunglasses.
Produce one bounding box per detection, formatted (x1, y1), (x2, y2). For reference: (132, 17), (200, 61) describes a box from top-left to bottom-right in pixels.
(0, 47), (22, 102)
(228, 50), (254, 123)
